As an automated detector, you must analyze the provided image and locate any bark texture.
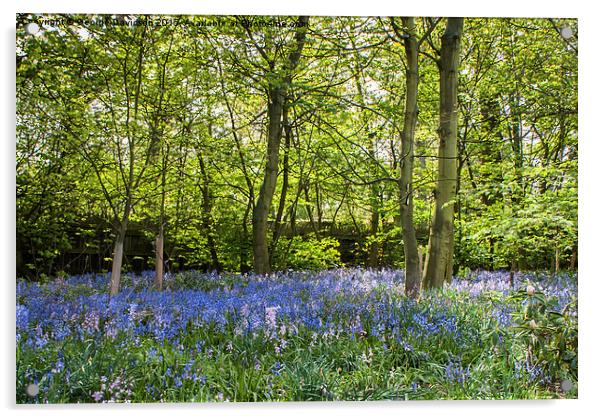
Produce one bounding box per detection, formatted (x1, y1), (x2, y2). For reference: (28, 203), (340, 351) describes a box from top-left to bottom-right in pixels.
(110, 211), (129, 296)
(154, 226), (164, 290)
(423, 18), (464, 290)
(400, 17), (421, 299)
(252, 16), (309, 274)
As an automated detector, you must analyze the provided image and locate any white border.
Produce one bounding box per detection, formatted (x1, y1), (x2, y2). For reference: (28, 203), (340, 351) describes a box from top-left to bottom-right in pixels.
(4, 1), (599, 417)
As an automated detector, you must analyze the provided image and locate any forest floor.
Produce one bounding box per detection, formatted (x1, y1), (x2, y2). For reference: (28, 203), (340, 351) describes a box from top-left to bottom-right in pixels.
(16, 268), (577, 402)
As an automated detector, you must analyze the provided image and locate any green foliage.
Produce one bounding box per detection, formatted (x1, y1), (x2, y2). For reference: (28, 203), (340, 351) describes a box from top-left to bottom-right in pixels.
(272, 236), (342, 271)
(16, 15), (577, 276)
(510, 288), (578, 383)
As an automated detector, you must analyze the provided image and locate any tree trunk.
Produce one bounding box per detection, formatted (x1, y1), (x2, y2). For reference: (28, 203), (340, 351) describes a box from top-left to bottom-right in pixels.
(290, 194), (298, 235)
(303, 181), (319, 236)
(252, 16), (309, 275)
(110, 211), (130, 296)
(489, 238), (496, 270)
(110, 234), (125, 296)
(423, 17), (464, 290)
(240, 200), (252, 273)
(418, 246), (424, 280)
(368, 203), (380, 268)
(270, 101), (292, 264)
(315, 183), (323, 231)
(330, 184), (348, 235)
(570, 245), (577, 269)
(253, 87), (285, 275)
(399, 17), (421, 299)
(154, 149), (168, 291)
(154, 224), (164, 290)
(205, 220), (221, 271)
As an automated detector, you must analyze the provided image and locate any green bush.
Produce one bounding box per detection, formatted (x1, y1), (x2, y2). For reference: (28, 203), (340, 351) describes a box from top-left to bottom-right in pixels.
(510, 287), (578, 385)
(272, 236), (342, 271)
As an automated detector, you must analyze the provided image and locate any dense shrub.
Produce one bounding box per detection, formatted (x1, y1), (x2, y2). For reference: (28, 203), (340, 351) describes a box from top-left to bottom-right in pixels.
(272, 236), (342, 271)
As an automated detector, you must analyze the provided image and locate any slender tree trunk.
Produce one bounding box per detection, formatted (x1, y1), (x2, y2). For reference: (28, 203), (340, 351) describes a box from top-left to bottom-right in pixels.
(270, 101), (292, 264)
(423, 17), (464, 290)
(154, 224), (164, 290)
(111, 26), (149, 295)
(489, 238), (496, 270)
(303, 181), (319, 236)
(205, 221), (221, 272)
(399, 17), (421, 299)
(110, 234), (125, 296)
(252, 16), (309, 274)
(418, 246), (424, 280)
(153, 163), (167, 289)
(290, 192), (298, 235)
(289, 177), (306, 236)
(253, 87), (285, 274)
(154, 148), (168, 291)
(240, 200), (252, 273)
(153, 175), (166, 290)
(368, 201), (380, 268)
(517, 247), (525, 271)
(151, 38), (172, 291)
(330, 184), (348, 235)
(110, 203), (131, 296)
(315, 183), (323, 231)
(570, 245), (577, 269)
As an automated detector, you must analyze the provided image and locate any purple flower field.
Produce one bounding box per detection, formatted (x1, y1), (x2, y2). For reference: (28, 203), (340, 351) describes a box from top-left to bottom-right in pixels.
(16, 268), (578, 402)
